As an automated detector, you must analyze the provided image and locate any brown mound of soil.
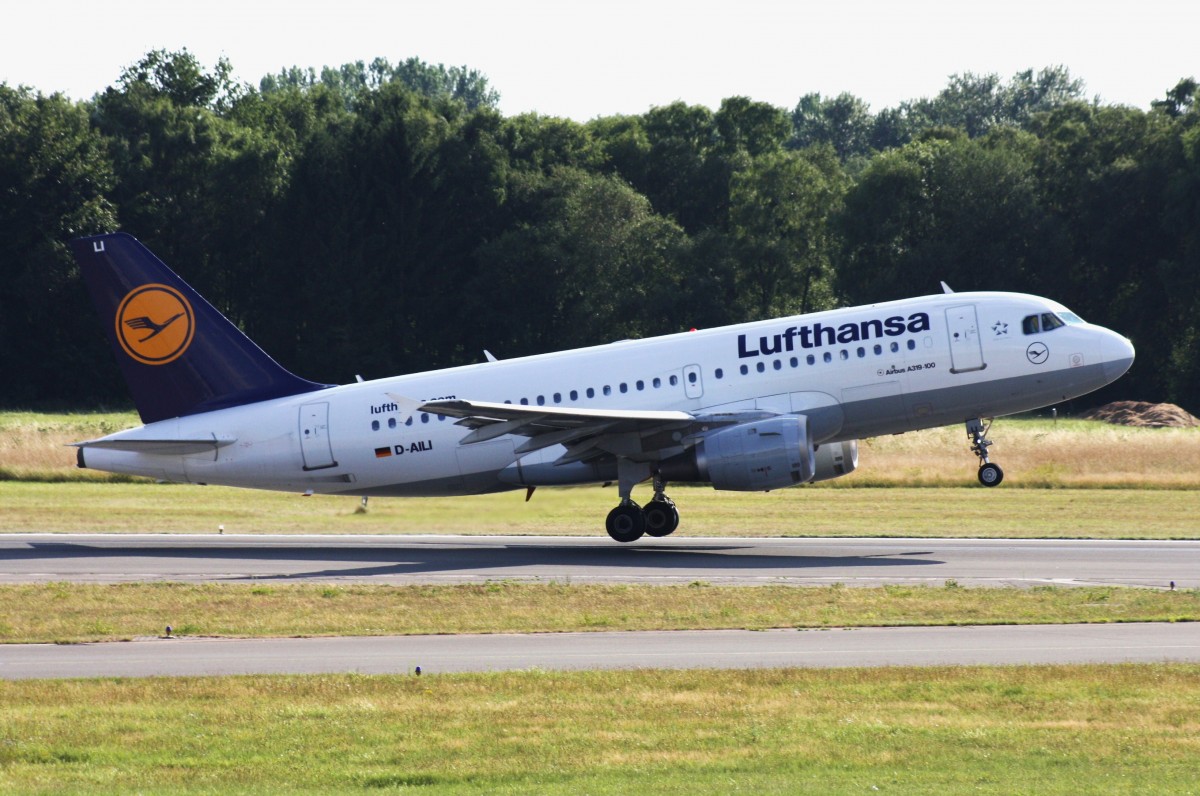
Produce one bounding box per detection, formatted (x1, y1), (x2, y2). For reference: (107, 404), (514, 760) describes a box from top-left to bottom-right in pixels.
(1078, 401), (1199, 428)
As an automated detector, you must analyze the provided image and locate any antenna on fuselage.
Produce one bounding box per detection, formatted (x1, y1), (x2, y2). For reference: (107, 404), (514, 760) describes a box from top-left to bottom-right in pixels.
(940, 281), (955, 294)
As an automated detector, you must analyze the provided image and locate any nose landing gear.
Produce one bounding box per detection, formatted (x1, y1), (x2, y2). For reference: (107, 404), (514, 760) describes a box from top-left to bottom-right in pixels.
(967, 418), (1004, 487)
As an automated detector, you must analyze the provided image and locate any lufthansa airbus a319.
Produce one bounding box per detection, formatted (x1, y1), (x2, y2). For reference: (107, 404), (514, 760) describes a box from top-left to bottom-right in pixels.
(71, 233), (1135, 542)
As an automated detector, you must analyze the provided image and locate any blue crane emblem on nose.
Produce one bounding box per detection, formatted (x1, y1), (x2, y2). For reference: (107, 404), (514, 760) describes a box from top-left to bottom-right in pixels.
(1026, 342), (1049, 364)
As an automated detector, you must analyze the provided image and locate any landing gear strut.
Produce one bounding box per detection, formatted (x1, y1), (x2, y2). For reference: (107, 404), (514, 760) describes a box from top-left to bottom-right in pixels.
(604, 462), (680, 542)
(605, 458), (648, 543)
(966, 418), (1004, 487)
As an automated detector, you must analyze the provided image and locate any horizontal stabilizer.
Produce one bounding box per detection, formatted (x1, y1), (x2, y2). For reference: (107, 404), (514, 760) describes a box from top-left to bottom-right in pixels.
(73, 437), (237, 456)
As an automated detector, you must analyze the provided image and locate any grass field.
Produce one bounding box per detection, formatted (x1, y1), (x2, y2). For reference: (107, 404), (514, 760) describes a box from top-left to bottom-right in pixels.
(3, 480), (1198, 537)
(3, 410), (1198, 538)
(4, 413), (1199, 792)
(3, 410), (1200, 489)
(1, 581), (1197, 644)
(2, 665), (1199, 793)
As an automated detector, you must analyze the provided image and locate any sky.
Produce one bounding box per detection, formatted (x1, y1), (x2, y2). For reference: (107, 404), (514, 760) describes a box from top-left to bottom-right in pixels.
(4, 0), (1196, 119)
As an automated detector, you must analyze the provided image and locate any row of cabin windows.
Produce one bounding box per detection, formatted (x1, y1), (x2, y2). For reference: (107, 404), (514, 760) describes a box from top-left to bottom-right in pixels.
(511, 373), (683, 406)
(370, 336), (922, 431)
(372, 414), (447, 431)
(736, 339), (918, 376)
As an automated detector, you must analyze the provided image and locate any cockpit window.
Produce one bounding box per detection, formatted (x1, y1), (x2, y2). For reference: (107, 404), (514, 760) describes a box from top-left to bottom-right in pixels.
(1041, 313), (1065, 331)
(1023, 313), (1069, 335)
(1059, 312), (1084, 325)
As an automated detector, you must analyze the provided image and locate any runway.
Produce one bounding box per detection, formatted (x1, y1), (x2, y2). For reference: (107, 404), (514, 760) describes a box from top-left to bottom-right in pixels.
(4, 623), (1199, 680)
(4, 534), (1198, 679)
(0, 534), (1196, 588)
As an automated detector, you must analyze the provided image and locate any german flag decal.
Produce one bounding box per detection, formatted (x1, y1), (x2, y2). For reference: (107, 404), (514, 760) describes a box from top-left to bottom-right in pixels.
(374, 447), (392, 458)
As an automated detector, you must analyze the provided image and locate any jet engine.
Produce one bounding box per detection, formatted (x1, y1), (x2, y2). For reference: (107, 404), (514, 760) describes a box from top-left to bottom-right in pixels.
(811, 440), (858, 483)
(661, 415), (815, 491)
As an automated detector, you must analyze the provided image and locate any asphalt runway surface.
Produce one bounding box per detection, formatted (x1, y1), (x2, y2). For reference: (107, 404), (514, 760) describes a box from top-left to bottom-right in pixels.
(1, 534), (1196, 588)
(4, 534), (1197, 679)
(5, 624), (1200, 679)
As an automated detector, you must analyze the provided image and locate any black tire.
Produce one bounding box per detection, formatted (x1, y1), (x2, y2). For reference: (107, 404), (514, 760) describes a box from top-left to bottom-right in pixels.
(978, 462), (1004, 487)
(606, 504), (646, 542)
(643, 499), (680, 537)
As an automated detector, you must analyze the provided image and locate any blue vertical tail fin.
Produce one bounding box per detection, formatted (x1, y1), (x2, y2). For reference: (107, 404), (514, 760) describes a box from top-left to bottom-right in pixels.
(72, 232), (330, 424)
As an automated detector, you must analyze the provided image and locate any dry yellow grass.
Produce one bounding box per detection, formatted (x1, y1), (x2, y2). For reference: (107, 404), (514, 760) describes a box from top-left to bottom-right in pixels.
(852, 420), (1200, 488)
(3, 412), (1199, 488)
(0, 412), (137, 481)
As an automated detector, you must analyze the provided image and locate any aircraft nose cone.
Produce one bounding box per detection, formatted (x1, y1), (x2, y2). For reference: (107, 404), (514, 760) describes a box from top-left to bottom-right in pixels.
(1102, 332), (1135, 384)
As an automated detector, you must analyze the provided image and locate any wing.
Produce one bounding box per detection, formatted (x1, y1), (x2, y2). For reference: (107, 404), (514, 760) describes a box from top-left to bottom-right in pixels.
(391, 393), (768, 465)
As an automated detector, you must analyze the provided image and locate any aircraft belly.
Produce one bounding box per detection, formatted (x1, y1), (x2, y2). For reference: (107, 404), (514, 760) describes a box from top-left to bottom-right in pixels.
(846, 362), (1114, 437)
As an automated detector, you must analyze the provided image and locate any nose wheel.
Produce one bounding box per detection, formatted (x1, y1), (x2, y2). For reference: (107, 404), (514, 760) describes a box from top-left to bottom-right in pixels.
(967, 418), (1004, 487)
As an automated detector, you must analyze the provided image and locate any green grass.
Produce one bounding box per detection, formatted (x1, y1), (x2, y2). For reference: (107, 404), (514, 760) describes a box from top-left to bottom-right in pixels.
(3, 411), (1200, 488)
(2, 582), (1197, 644)
(2, 665), (1199, 793)
(2, 480), (1198, 537)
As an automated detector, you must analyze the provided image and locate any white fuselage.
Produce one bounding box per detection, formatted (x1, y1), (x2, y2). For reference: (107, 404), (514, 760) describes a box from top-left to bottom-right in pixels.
(81, 291), (1135, 497)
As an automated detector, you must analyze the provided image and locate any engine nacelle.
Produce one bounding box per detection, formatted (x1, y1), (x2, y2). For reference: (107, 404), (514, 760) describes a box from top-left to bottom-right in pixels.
(811, 440), (859, 483)
(662, 415), (815, 491)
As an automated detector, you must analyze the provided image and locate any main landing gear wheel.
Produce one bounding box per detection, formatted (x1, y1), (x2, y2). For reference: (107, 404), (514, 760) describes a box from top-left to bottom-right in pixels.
(643, 499), (680, 537)
(966, 418), (1004, 488)
(606, 503), (646, 543)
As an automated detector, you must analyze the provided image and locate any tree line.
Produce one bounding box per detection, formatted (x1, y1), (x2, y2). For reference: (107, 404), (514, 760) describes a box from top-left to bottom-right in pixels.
(2, 51), (1198, 412)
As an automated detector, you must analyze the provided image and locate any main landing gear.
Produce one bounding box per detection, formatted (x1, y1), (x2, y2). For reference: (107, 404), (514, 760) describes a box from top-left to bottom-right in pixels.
(605, 466), (680, 543)
(966, 418), (1004, 487)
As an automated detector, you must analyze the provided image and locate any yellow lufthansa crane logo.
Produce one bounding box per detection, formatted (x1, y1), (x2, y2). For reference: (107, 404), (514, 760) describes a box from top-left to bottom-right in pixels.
(115, 284), (195, 365)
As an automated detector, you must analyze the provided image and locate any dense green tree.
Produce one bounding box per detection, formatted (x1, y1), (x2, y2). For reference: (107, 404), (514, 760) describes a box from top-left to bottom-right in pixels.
(469, 168), (687, 355)
(261, 84), (510, 380)
(5, 50), (1200, 412)
(260, 56), (499, 111)
(91, 49), (293, 324)
(790, 92), (876, 160)
(837, 130), (1041, 302)
(730, 147), (846, 317)
(875, 67), (1088, 148)
(0, 86), (118, 404)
